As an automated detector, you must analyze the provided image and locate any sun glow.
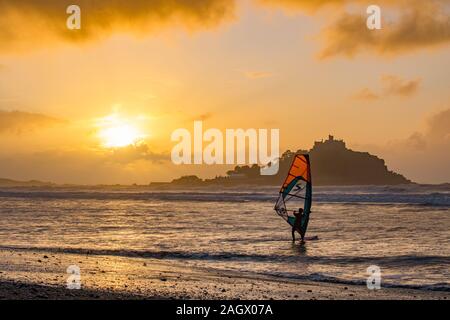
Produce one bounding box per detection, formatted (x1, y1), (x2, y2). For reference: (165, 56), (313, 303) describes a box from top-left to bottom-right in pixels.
(97, 114), (146, 148)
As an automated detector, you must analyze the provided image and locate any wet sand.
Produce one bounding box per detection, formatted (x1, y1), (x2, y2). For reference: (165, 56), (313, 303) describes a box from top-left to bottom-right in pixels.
(0, 248), (447, 300)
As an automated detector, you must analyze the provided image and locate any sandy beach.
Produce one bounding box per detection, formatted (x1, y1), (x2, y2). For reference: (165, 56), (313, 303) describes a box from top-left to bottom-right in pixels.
(0, 248), (447, 300)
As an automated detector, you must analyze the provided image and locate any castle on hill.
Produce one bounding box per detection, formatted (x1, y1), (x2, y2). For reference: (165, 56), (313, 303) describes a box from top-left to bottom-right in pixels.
(313, 135), (346, 150)
(308, 135), (410, 185)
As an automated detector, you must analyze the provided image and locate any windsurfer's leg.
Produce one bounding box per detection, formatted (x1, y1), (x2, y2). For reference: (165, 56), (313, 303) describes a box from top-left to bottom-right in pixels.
(292, 228), (295, 242)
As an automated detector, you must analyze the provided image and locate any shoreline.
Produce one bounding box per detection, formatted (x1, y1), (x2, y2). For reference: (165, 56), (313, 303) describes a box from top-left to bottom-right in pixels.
(0, 248), (447, 300)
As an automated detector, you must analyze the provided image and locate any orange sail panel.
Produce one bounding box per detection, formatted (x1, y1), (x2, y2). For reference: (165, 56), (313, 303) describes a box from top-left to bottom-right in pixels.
(280, 154), (311, 196)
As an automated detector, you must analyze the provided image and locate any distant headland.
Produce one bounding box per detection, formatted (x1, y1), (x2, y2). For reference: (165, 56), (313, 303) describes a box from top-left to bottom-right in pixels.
(164, 135), (412, 187)
(0, 136), (412, 187)
(0, 178), (54, 187)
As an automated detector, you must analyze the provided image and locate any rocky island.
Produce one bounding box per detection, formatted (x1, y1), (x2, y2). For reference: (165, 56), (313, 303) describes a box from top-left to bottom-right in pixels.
(168, 135), (411, 186)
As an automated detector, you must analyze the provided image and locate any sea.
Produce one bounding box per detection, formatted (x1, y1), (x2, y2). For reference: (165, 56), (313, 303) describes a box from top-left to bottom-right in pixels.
(0, 184), (448, 291)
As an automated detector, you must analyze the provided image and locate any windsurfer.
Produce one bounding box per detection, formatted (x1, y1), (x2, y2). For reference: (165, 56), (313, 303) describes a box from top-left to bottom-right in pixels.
(274, 154), (312, 242)
(291, 208), (304, 242)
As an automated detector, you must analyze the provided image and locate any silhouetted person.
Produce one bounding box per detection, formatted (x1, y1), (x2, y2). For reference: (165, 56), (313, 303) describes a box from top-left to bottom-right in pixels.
(292, 208), (304, 242)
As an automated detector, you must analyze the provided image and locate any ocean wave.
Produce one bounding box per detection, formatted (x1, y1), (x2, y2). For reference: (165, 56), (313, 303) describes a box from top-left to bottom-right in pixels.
(3, 245), (449, 267)
(263, 272), (450, 292)
(0, 189), (448, 206)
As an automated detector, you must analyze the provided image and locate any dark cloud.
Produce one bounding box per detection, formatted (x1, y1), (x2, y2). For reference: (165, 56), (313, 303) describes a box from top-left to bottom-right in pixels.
(0, 0), (235, 51)
(319, 13), (372, 59)
(0, 110), (65, 135)
(319, 1), (450, 59)
(260, 0), (450, 58)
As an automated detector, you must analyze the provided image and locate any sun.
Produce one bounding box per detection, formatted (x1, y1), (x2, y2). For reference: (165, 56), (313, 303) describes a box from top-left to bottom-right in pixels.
(97, 114), (146, 148)
(99, 124), (142, 148)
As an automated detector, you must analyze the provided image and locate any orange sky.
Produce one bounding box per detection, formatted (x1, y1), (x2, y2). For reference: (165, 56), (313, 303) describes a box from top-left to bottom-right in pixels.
(0, 0), (449, 184)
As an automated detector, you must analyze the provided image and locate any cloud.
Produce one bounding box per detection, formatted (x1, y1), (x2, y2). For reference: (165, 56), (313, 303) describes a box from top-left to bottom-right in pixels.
(243, 71), (273, 79)
(0, 0), (235, 52)
(259, 0), (447, 11)
(193, 112), (214, 121)
(318, 1), (450, 59)
(107, 143), (170, 164)
(381, 75), (421, 97)
(353, 75), (421, 102)
(353, 108), (450, 183)
(258, 0), (351, 12)
(0, 142), (170, 184)
(352, 88), (379, 101)
(426, 108), (450, 142)
(0, 110), (65, 135)
(318, 13), (373, 59)
(260, 0), (450, 58)
(382, 108), (450, 183)
(3, 0), (448, 58)
(389, 108), (450, 157)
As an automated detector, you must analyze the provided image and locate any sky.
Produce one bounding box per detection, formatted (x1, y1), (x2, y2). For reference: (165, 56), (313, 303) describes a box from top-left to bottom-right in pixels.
(0, 0), (449, 184)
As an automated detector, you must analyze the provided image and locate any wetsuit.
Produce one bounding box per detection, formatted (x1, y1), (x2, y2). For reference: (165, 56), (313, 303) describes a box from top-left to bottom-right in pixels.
(292, 212), (303, 241)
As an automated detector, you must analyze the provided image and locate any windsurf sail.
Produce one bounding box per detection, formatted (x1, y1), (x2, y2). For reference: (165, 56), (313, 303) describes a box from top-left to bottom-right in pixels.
(274, 154), (312, 238)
